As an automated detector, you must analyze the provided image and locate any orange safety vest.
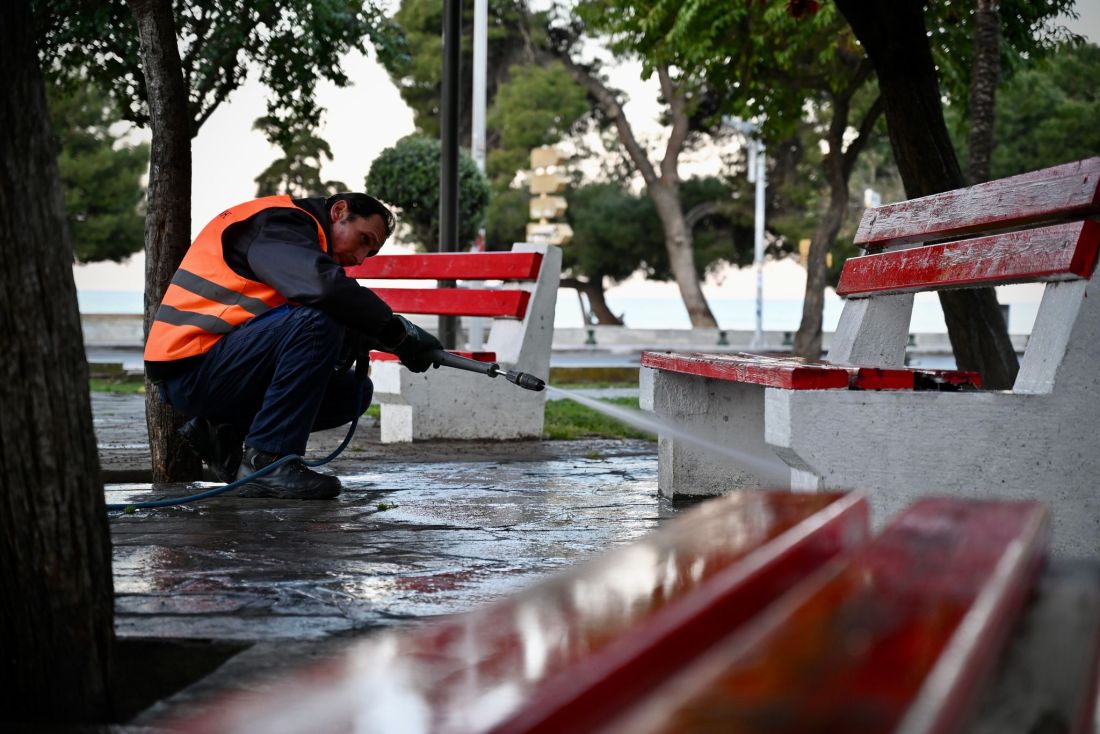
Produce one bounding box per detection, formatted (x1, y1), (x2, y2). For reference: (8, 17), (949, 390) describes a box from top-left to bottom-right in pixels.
(144, 196), (328, 364)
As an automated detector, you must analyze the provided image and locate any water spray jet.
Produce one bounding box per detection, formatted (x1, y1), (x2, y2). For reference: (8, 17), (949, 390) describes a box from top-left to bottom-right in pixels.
(545, 385), (789, 486)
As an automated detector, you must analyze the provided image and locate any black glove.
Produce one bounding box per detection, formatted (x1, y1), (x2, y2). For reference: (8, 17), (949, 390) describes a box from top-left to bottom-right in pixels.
(390, 315), (443, 373)
(336, 328), (375, 381)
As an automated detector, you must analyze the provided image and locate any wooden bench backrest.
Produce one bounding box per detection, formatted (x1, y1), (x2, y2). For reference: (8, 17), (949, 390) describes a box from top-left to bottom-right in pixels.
(838, 158), (1100, 298)
(344, 251), (544, 318)
(602, 498), (1050, 734)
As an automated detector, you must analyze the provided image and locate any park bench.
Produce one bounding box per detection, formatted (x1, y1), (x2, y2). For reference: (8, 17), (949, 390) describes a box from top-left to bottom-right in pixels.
(168, 492), (1100, 733)
(641, 157), (1100, 558)
(345, 243), (561, 442)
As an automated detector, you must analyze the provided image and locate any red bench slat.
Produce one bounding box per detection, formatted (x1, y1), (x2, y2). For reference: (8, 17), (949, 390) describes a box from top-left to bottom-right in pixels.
(170, 492), (871, 734)
(838, 220), (1100, 297)
(641, 352), (851, 389)
(345, 252), (543, 280)
(855, 157), (1100, 248)
(370, 350), (497, 363)
(642, 352), (981, 392)
(374, 287), (531, 318)
(607, 498), (1050, 734)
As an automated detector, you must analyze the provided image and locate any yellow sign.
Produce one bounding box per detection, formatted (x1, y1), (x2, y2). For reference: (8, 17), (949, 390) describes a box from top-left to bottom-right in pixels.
(530, 172), (569, 195)
(798, 238), (831, 268)
(530, 195), (568, 221)
(526, 222), (573, 246)
(799, 239), (811, 268)
(530, 145), (566, 171)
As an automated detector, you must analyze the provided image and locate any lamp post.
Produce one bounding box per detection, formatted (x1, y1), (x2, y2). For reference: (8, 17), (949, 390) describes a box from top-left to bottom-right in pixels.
(726, 117), (767, 350)
(468, 0), (488, 351)
(439, 0), (461, 349)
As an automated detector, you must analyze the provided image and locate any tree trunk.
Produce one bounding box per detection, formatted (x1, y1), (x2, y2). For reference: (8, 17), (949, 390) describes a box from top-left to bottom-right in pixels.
(561, 277), (624, 325)
(794, 69), (881, 360)
(128, 0), (201, 481)
(651, 181), (718, 328)
(835, 0), (1018, 389)
(794, 183), (847, 359)
(968, 0), (1001, 184)
(0, 0), (115, 721)
(548, 50), (717, 328)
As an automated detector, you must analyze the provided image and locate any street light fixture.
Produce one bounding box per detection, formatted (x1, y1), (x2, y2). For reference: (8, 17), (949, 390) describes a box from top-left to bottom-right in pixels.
(725, 116), (767, 350)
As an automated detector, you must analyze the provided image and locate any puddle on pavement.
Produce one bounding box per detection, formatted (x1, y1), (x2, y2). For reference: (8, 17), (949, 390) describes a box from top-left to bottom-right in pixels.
(111, 638), (249, 722)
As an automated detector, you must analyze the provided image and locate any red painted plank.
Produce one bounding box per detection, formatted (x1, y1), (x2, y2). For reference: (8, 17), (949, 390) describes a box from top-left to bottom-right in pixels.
(168, 492), (870, 734)
(838, 220), (1100, 297)
(641, 352), (850, 389)
(855, 157), (1100, 248)
(371, 350), (497, 363)
(849, 367), (914, 390)
(607, 498), (1050, 734)
(345, 252), (543, 280)
(375, 287), (530, 318)
(642, 352), (982, 393)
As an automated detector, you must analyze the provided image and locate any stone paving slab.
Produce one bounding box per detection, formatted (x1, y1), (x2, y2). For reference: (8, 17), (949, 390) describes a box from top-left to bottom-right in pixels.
(97, 393), (668, 644)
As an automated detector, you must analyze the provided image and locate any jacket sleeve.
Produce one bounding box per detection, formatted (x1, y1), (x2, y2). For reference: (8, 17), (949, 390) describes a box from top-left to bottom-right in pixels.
(241, 208), (398, 339)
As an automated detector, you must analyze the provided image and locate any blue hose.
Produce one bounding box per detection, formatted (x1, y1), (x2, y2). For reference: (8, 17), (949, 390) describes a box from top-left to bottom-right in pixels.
(106, 381), (365, 513)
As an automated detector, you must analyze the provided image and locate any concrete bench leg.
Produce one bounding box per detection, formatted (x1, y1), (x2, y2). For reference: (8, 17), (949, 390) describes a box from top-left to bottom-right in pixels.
(641, 367), (790, 500)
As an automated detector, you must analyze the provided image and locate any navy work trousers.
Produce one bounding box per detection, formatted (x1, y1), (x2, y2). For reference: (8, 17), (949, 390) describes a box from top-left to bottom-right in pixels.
(160, 305), (372, 456)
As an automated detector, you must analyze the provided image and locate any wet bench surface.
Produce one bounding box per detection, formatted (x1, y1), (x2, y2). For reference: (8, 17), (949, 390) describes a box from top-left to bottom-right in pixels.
(167, 493), (1100, 733)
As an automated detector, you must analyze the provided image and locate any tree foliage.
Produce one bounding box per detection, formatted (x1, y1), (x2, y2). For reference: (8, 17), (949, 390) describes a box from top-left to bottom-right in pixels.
(990, 41), (1100, 178)
(928, 0), (1080, 119)
(47, 82), (148, 263)
(366, 136), (490, 249)
(34, 0), (405, 144)
(566, 183), (663, 283)
(383, 0), (537, 143)
(486, 61), (589, 188)
(253, 116), (348, 198)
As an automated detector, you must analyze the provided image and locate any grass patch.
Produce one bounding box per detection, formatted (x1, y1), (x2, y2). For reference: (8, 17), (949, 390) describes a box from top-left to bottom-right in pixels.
(364, 404), (381, 419)
(90, 379), (145, 394)
(544, 396), (654, 441)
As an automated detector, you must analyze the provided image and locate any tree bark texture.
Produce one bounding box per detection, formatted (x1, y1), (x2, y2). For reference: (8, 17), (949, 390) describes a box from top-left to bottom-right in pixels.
(0, 0), (115, 721)
(968, 0), (1001, 185)
(835, 0), (1018, 389)
(128, 0), (201, 481)
(552, 51), (718, 328)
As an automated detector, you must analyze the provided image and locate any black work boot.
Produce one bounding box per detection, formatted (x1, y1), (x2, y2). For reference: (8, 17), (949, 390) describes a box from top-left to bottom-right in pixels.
(235, 446), (341, 500)
(179, 417), (244, 483)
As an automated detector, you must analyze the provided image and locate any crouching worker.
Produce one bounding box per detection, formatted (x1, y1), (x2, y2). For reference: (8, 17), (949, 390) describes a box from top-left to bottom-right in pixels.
(143, 193), (442, 499)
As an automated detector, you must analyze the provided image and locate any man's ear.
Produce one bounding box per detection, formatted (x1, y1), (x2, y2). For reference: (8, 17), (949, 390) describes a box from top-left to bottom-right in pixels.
(329, 199), (348, 223)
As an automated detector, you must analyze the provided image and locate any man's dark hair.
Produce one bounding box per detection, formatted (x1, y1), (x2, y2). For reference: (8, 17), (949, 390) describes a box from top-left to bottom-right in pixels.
(328, 193), (396, 238)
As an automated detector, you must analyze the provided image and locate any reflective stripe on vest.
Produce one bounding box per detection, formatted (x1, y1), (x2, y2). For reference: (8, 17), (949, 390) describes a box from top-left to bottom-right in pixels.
(144, 196), (328, 363)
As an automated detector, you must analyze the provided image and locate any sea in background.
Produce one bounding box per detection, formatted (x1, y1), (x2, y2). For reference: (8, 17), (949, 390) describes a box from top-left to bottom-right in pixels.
(77, 289), (1040, 335)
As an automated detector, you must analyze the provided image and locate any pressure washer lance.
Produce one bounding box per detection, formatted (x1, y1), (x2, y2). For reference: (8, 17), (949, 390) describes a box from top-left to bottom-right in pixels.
(426, 349), (546, 391)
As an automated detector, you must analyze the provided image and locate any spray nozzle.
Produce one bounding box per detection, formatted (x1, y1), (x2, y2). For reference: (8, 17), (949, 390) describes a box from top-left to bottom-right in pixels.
(503, 370), (545, 392)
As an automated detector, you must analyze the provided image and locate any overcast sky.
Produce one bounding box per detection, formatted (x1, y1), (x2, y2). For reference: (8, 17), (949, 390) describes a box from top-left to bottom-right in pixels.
(72, 4), (1100, 293)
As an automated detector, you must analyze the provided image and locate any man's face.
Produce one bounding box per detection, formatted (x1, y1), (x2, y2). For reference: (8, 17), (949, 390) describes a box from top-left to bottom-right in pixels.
(329, 200), (387, 267)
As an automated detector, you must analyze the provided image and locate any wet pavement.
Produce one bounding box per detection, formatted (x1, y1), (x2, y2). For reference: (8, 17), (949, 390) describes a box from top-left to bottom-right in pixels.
(96, 393), (668, 645)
